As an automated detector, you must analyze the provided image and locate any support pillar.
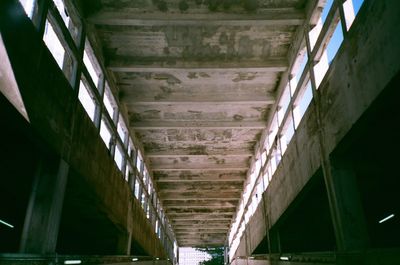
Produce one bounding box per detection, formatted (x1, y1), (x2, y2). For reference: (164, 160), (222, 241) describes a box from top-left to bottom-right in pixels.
(116, 231), (131, 255)
(327, 157), (370, 252)
(20, 156), (69, 253)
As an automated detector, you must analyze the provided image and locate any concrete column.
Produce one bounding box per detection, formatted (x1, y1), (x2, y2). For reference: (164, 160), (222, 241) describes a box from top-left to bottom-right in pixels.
(20, 156), (69, 254)
(327, 157), (369, 252)
(267, 228), (281, 254)
(116, 231), (131, 255)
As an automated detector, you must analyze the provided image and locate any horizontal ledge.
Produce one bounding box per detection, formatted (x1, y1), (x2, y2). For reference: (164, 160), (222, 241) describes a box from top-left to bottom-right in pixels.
(127, 101), (274, 106)
(173, 222), (231, 226)
(109, 66), (287, 73)
(108, 57), (288, 72)
(131, 121), (266, 129)
(89, 9), (305, 26)
(164, 205), (236, 209)
(172, 218), (233, 222)
(168, 212), (234, 216)
(154, 168), (248, 172)
(171, 217), (233, 221)
(156, 178), (245, 183)
(147, 153), (252, 158)
(153, 167), (249, 171)
(161, 196), (240, 201)
(173, 225), (230, 229)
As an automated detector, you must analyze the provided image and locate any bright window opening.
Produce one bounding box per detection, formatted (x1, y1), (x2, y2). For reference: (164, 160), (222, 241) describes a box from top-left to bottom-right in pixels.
(19, 0), (35, 18)
(136, 152), (143, 172)
(125, 165), (130, 182)
(54, 0), (69, 26)
(314, 50), (329, 88)
(114, 144), (124, 171)
(100, 119), (112, 149)
(43, 20), (65, 69)
(295, 50), (308, 82)
(268, 114), (279, 147)
(134, 180), (140, 199)
(262, 169), (269, 191)
(352, 0), (364, 16)
(78, 80), (96, 121)
(277, 85), (291, 126)
(83, 41), (100, 87)
(293, 82), (313, 128)
(342, 0), (356, 30)
(141, 193), (146, 209)
(321, 0), (334, 24)
(280, 115), (295, 155)
(103, 85), (116, 119)
(327, 22), (344, 64)
(118, 116), (127, 142)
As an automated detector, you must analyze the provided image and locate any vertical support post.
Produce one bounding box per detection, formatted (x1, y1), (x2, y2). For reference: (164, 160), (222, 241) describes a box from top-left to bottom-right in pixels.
(329, 157), (370, 251)
(116, 231), (131, 255)
(32, 0), (49, 37)
(20, 156), (69, 254)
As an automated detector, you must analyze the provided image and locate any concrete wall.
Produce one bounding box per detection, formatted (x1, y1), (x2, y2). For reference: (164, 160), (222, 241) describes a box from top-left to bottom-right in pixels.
(0, 1), (167, 258)
(233, 0), (400, 258)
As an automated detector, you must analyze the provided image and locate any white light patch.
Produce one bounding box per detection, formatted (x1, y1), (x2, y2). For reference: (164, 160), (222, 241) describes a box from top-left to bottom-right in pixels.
(280, 256), (290, 261)
(132, 258), (138, 262)
(64, 260), (81, 264)
(0, 219), (14, 228)
(379, 214), (395, 224)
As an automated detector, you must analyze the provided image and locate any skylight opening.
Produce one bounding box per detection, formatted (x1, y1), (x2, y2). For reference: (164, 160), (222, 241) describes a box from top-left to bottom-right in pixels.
(19, 0), (35, 18)
(54, 0), (69, 26)
(83, 41), (100, 87)
(125, 165), (131, 182)
(114, 144), (124, 171)
(117, 115), (127, 143)
(321, 0), (334, 24)
(352, 0), (365, 16)
(295, 50), (308, 83)
(293, 81), (313, 128)
(277, 84), (291, 126)
(78, 80), (96, 122)
(100, 119), (112, 149)
(134, 180), (140, 199)
(43, 20), (65, 69)
(326, 22), (344, 64)
(136, 152), (143, 172)
(280, 114), (295, 155)
(103, 84), (116, 119)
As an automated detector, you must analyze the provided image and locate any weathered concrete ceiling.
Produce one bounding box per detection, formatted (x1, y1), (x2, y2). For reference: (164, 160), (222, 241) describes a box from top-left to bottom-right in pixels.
(87, 0), (307, 247)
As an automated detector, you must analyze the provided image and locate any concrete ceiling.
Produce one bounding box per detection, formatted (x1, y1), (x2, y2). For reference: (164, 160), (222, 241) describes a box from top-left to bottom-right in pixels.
(86, 0), (308, 247)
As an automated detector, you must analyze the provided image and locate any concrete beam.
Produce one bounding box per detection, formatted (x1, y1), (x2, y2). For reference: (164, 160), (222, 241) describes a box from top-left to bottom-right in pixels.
(160, 191), (241, 200)
(108, 58), (288, 73)
(131, 121), (266, 129)
(165, 208), (236, 214)
(172, 220), (231, 225)
(88, 9), (305, 26)
(158, 182), (242, 192)
(169, 215), (233, 221)
(154, 171), (246, 183)
(163, 200), (238, 208)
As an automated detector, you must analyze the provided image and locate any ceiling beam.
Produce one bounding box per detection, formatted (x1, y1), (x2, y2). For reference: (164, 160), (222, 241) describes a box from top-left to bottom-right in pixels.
(158, 183), (243, 192)
(165, 208), (237, 214)
(147, 153), (252, 158)
(174, 229), (228, 235)
(131, 120), (266, 129)
(160, 191), (241, 200)
(163, 200), (238, 208)
(153, 166), (249, 171)
(169, 215), (233, 221)
(108, 58), (288, 73)
(128, 101), (274, 106)
(88, 9), (305, 27)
